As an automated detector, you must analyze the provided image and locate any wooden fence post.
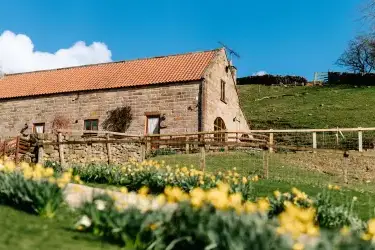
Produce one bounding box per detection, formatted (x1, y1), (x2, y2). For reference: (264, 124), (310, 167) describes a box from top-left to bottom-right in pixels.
(343, 154), (349, 184)
(185, 136), (190, 154)
(106, 134), (112, 164)
(200, 146), (206, 171)
(58, 132), (66, 168)
(140, 143), (146, 162)
(312, 132), (317, 153)
(15, 136), (20, 164)
(358, 128), (363, 152)
(269, 129), (274, 153)
(3, 140), (7, 161)
(224, 131), (229, 152)
(146, 136), (151, 156)
(37, 145), (44, 165)
(263, 150), (269, 179)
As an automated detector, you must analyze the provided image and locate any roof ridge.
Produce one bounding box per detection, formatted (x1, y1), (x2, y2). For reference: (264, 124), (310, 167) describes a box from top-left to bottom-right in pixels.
(4, 48), (221, 76)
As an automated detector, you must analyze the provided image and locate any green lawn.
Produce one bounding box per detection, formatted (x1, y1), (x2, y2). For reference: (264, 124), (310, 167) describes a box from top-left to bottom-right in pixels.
(238, 84), (375, 129)
(153, 152), (375, 220)
(0, 205), (121, 250)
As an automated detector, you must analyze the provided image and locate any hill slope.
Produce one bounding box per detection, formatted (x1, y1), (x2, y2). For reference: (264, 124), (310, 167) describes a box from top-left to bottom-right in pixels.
(238, 85), (375, 129)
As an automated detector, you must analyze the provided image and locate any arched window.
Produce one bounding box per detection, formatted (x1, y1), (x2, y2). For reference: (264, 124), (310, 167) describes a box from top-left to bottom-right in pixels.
(214, 117), (226, 142)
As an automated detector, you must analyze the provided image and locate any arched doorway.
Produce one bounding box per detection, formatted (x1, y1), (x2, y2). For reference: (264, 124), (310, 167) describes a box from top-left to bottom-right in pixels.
(214, 117), (226, 142)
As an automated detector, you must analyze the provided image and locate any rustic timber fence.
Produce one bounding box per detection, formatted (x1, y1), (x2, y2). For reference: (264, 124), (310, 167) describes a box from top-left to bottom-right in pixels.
(0, 136), (31, 163)
(47, 127), (375, 160)
(143, 127), (375, 154)
(2, 127), (375, 186)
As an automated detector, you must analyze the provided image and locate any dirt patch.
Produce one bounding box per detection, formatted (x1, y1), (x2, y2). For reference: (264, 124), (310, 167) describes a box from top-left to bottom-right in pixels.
(274, 151), (375, 183)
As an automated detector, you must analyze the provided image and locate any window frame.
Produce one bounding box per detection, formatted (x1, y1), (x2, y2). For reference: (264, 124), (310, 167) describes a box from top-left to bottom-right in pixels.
(33, 123), (45, 134)
(146, 115), (161, 135)
(84, 119), (99, 131)
(220, 80), (226, 103)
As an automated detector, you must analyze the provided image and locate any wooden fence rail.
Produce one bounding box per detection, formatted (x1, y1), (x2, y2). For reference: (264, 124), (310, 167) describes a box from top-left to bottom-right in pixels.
(0, 136), (31, 163)
(55, 126), (375, 153)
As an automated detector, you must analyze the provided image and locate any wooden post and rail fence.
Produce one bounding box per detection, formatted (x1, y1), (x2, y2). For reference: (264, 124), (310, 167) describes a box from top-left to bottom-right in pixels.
(1, 127), (374, 176)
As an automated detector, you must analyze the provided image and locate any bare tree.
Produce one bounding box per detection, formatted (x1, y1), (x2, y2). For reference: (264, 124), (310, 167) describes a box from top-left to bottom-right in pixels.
(362, 0), (375, 30)
(336, 36), (375, 73)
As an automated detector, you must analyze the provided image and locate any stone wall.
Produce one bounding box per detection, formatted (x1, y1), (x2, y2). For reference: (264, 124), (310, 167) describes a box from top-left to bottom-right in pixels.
(202, 49), (250, 133)
(39, 133), (142, 165)
(0, 82), (200, 139)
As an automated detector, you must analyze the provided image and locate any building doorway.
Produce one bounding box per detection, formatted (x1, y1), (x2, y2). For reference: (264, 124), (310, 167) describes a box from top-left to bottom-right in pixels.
(214, 117), (226, 142)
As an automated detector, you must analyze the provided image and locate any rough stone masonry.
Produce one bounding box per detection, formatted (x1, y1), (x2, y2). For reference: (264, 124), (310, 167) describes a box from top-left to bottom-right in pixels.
(37, 133), (142, 165)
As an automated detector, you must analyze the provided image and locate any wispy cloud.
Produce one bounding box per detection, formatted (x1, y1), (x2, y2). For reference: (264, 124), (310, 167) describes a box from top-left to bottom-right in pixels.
(0, 30), (112, 74)
(252, 70), (267, 76)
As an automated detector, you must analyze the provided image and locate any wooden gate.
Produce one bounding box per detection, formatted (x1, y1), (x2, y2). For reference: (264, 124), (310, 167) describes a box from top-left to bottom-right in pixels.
(0, 136), (31, 163)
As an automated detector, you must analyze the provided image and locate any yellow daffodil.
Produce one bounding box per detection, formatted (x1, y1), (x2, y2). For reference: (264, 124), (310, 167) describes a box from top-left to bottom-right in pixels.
(119, 187), (128, 194)
(190, 188), (206, 207)
(273, 190), (281, 198)
(244, 201), (257, 213)
(340, 226), (350, 236)
(138, 186), (149, 196)
(257, 198), (270, 213)
(292, 242), (304, 250)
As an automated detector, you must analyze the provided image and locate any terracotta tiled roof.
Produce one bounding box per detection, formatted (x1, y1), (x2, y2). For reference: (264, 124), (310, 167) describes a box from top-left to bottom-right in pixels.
(0, 49), (219, 99)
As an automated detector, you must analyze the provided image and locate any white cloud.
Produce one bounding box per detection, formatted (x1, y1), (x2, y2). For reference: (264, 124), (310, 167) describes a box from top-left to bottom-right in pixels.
(252, 70), (267, 76)
(0, 30), (112, 74)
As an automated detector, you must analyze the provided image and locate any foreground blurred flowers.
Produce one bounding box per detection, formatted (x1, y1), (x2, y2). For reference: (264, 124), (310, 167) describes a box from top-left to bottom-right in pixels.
(0, 159), (81, 218)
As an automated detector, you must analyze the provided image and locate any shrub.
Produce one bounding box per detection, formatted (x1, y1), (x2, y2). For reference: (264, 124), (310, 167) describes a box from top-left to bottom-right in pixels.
(102, 106), (133, 133)
(327, 72), (375, 86)
(148, 148), (177, 157)
(237, 75), (307, 86)
(52, 115), (70, 133)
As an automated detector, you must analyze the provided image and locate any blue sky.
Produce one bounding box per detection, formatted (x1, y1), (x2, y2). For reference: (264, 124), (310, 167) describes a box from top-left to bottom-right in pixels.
(0, 0), (367, 79)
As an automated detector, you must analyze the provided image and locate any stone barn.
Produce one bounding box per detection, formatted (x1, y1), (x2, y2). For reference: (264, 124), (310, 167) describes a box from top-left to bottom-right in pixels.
(0, 48), (249, 138)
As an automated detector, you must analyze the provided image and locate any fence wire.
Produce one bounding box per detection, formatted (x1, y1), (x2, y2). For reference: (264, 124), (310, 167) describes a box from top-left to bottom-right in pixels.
(146, 130), (375, 192)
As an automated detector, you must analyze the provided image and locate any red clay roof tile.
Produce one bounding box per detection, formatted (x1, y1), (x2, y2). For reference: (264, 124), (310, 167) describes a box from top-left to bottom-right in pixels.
(0, 49), (218, 99)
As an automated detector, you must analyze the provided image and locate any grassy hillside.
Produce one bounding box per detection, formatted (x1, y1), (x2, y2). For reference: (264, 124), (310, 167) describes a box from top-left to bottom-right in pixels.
(238, 85), (375, 129)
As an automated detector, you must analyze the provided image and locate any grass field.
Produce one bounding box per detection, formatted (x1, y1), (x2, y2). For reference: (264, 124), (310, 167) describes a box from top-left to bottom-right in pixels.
(153, 152), (375, 220)
(0, 205), (121, 250)
(238, 84), (375, 129)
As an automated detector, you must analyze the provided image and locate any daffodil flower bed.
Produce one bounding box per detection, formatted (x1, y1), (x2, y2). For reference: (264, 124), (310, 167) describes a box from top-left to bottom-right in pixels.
(76, 184), (289, 249)
(0, 159), (81, 218)
(67, 160), (258, 200)
(74, 184), (375, 250)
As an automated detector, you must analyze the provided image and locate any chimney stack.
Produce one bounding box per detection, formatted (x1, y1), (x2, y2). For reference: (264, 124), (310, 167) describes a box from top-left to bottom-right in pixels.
(0, 66), (4, 79)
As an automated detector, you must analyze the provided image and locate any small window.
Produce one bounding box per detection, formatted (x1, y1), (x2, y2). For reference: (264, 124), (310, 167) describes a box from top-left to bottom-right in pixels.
(33, 123), (45, 134)
(221, 80), (226, 103)
(84, 119), (99, 131)
(146, 116), (160, 135)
